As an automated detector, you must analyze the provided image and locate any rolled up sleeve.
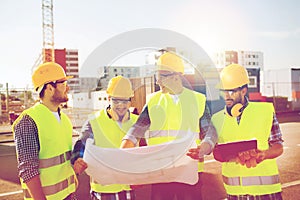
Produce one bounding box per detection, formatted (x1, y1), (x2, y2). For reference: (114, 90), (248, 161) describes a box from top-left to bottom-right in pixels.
(14, 115), (40, 183)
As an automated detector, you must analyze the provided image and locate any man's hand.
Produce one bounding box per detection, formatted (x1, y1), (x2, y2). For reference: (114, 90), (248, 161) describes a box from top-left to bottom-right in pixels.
(235, 149), (266, 168)
(73, 158), (88, 175)
(186, 147), (200, 160)
(120, 139), (135, 148)
(187, 142), (212, 160)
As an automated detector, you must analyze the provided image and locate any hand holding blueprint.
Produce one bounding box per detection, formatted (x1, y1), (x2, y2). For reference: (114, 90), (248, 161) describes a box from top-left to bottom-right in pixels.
(83, 131), (199, 185)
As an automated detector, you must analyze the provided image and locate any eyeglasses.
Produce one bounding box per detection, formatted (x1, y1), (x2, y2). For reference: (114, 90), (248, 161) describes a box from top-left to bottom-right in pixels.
(111, 98), (131, 105)
(53, 80), (67, 86)
(156, 72), (176, 79)
(220, 88), (241, 96)
(45, 80), (67, 88)
(54, 80), (67, 84)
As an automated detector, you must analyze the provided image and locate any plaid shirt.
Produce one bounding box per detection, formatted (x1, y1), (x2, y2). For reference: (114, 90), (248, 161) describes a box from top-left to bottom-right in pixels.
(14, 114), (40, 183)
(227, 192), (283, 200)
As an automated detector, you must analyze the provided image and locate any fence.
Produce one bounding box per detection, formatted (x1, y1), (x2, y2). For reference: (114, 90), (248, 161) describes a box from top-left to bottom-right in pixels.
(1, 81), (300, 124)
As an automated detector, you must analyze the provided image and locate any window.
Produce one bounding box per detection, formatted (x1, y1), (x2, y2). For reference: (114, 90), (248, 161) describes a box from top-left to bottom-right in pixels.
(248, 76), (257, 88)
(67, 52), (78, 55)
(67, 57), (78, 61)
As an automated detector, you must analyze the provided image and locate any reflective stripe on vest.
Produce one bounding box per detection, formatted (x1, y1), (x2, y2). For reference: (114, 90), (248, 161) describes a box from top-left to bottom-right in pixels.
(24, 175), (75, 198)
(39, 151), (71, 169)
(223, 175), (280, 186)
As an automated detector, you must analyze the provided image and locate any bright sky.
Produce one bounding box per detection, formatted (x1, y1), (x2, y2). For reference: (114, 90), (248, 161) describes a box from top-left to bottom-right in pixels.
(1, 0), (300, 88)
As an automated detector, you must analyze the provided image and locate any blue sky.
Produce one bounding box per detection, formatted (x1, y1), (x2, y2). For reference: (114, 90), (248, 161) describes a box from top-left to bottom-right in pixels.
(0, 0), (300, 88)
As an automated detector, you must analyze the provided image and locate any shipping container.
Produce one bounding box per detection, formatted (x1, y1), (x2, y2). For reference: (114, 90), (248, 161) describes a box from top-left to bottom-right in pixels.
(263, 68), (300, 110)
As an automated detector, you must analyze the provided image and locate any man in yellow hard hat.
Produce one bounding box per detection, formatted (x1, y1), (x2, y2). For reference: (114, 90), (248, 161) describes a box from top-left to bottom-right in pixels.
(188, 64), (284, 199)
(72, 75), (139, 200)
(13, 62), (77, 200)
(121, 52), (218, 200)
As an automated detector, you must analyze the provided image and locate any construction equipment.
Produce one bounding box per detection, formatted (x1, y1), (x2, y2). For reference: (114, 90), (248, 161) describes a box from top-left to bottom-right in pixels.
(42, 0), (55, 62)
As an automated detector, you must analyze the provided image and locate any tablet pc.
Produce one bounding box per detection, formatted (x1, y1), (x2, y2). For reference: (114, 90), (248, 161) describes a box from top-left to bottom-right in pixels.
(213, 139), (257, 162)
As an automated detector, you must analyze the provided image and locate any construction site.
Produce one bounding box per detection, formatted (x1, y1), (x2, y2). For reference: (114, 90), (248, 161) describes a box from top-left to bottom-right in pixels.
(1, 0), (300, 200)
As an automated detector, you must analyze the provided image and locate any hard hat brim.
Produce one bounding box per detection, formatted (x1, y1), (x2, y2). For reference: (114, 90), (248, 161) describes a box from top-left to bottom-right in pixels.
(61, 75), (74, 81)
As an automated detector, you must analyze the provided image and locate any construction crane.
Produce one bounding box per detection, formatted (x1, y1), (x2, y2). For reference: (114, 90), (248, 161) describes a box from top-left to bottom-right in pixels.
(42, 0), (55, 63)
(32, 0), (54, 71)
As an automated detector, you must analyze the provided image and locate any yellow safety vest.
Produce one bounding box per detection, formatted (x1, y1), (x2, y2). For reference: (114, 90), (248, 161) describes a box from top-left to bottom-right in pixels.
(89, 109), (138, 193)
(13, 103), (76, 200)
(147, 88), (206, 172)
(212, 102), (282, 195)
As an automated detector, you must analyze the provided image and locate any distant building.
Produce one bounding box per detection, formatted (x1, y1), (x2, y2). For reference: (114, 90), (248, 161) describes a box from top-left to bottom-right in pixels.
(214, 50), (263, 70)
(214, 50), (238, 68)
(69, 90), (109, 111)
(238, 51), (264, 70)
(56, 49), (80, 93)
(98, 65), (156, 90)
(79, 77), (99, 92)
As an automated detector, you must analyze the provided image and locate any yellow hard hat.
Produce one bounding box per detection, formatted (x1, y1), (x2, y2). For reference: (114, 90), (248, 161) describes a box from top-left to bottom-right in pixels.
(219, 64), (250, 90)
(157, 52), (184, 74)
(106, 75), (134, 98)
(32, 62), (73, 91)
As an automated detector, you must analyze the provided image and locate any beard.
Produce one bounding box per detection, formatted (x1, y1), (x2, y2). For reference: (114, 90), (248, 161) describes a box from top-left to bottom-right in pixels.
(51, 90), (69, 103)
(226, 93), (243, 109)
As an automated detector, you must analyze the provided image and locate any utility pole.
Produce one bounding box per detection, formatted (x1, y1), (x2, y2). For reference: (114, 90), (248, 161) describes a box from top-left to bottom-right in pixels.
(0, 95), (1, 115)
(0, 85), (2, 115)
(24, 89), (28, 109)
(272, 82), (277, 111)
(6, 83), (9, 114)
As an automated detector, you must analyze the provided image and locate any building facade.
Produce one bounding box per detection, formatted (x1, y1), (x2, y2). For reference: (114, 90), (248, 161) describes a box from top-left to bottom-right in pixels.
(98, 65), (156, 90)
(214, 50), (263, 69)
(63, 49), (80, 93)
(237, 51), (264, 70)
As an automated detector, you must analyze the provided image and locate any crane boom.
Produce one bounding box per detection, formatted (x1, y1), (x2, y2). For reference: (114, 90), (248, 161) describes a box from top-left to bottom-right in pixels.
(42, 0), (54, 62)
